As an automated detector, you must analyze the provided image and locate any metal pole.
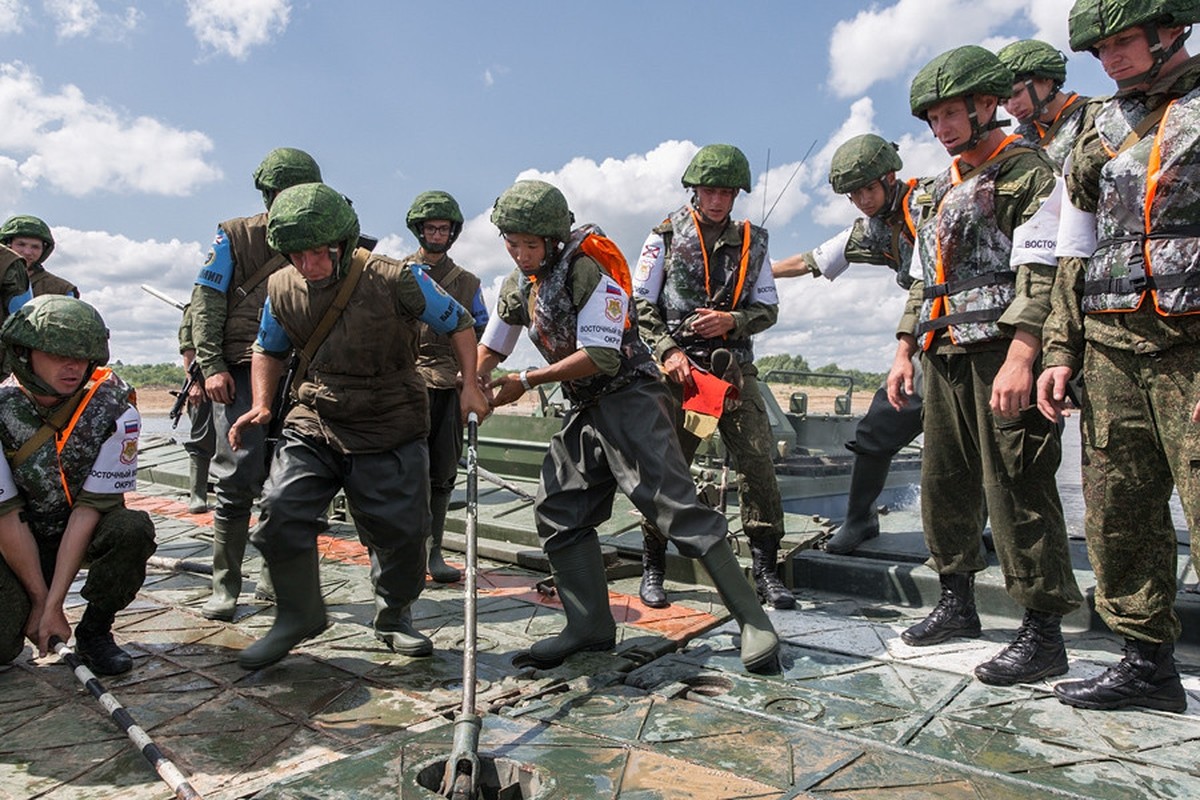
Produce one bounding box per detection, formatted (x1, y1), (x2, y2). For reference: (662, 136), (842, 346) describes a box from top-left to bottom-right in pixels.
(146, 555), (213, 575)
(50, 637), (203, 800)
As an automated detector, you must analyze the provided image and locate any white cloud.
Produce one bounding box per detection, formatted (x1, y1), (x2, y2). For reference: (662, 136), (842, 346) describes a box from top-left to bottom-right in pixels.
(0, 61), (222, 196)
(47, 228), (206, 364)
(186, 0), (290, 60)
(828, 0), (1075, 97)
(44, 0), (139, 39)
(0, 0), (25, 32)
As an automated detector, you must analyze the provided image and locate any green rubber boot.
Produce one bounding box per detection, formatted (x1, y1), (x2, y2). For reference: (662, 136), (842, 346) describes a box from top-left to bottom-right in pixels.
(187, 455), (210, 514)
(701, 541), (781, 673)
(517, 538), (616, 669)
(427, 490), (462, 583)
(237, 548), (327, 670)
(201, 516), (249, 621)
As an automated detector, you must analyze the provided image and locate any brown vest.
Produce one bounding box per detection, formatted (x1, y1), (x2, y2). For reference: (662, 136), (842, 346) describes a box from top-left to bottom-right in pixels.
(220, 214), (284, 365)
(267, 254), (428, 453)
(406, 253), (482, 389)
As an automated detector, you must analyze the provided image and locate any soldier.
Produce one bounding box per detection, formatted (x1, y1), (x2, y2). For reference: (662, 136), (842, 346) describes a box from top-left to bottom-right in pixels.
(997, 39), (1092, 168)
(228, 183), (488, 670)
(189, 147), (322, 621)
(772, 134), (927, 554)
(0, 296), (155, 675)
(0, 216), (78, 298)
(0, 243), (36, 327)
(177, 303), (214, 514)
(633, 144), (793, 610)
(1038, 0), (1200, 713)
(479, 179), (779, 672)
(402, 191), (489, 584)
(886, 45), (1083, 686)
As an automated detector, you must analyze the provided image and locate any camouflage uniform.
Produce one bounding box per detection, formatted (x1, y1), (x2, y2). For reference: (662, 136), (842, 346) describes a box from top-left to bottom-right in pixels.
(0, 246), (34, 325)
(1044, 56), (1200, 644)
(904, 135), (1083, 615)
(1014, 93), (1093, 169)
(634, 206), (783, 544)
(0, 367), (155, 663)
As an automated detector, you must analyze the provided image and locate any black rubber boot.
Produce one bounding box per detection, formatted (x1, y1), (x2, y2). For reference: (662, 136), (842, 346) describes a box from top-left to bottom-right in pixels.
(638, 532), (669, 609)
(201, 516), (249, 621)
(974, 609), (1068, 686)
(254, 562), (275, 603)
(238, 548), (327, 670)
(750, 537), (795, 610)
(515, 538), (616, 669)
(187, 455), (210, 514)
(701, 541), (780, 673)
(74, 606), (132, 676)
(825, 452), (889, 554)
(375, 604), (433, 657)
(427, 490), (462, 584)
(1054, 639), (1187, 713)
(901, 572), (982, 646)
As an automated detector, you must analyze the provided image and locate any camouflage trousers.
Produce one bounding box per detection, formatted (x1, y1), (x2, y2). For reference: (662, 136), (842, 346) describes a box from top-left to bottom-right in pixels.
(538, 377), (727, 558)
(921, 349), (1082, 614)
(642, 371), (784, 546)
(1079, 341), (1200, 643)
(0, 507), (156, 663)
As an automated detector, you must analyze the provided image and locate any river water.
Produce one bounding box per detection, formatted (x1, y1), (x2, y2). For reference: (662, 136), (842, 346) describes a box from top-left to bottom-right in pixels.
(139, 411), (1187, 540)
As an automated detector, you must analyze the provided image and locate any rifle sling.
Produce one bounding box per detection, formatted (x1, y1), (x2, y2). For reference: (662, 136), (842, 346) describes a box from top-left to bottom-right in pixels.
(290, 248), (370, 396)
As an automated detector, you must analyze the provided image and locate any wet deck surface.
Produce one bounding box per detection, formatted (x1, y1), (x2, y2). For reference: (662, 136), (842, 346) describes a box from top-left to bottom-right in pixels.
(4, 441), (1200, 799)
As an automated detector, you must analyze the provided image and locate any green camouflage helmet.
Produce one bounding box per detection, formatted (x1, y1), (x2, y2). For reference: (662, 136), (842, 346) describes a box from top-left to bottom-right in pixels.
(267, 183), (361, 277)
(910, 45), (1014, 119)
(0, 295), (109, 363)
(997, 39), (1069, 82)
(681, 144), (752, 192)
(828, 134), (903, 194)
(252, 148), (323, 209)
(490, 180), (573, 241)
(1070, 0), (1200, 52)
(0, 215), (55, 264)
(406, 190), (464, 251)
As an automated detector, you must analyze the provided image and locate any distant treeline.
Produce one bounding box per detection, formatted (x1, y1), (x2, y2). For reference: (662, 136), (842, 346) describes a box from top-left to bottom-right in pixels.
(113, 356), (888, 394)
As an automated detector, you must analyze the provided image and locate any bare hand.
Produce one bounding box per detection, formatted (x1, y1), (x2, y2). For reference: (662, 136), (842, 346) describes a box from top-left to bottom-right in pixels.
(1036, 366), (1075, 423)
(886, 352), (915, 411)
(489, 373), (525, 408)
(186, 377), (208, 407)
(459, 382), (490, 423)
(229, 406), (272, 450)
(1193, 399), (1200, 423)
(662, 348), (693, 387)
(205, 371), (236, 405)
(990, 358), (1034, 419)
(690, 308), (735, 339)
(36, 605), (70, 658)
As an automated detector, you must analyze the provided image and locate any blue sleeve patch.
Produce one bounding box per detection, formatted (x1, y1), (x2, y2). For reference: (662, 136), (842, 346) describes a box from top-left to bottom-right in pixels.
(411, 265), (467, 335)
(195, 227), (235, 292)
(7, 285), (32, 315)
(255, 297), (292, 353)
(470, 286), (490, 331)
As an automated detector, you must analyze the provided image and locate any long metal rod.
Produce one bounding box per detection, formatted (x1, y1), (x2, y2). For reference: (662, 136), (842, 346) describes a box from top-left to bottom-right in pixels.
(462, 413), (479, 717)
(50, 637), (202, 800)
(457, 458), (535, 502)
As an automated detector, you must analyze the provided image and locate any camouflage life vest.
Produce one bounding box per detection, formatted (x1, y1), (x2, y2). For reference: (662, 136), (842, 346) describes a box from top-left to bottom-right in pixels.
(523, 225), (656, 404)
(657, 207), (769, 366)
(916, 136), (1034, 349)
(1030, 93), (1090, 169)
(0, 368), (136, 539)
(1084, 86), (1200, 316)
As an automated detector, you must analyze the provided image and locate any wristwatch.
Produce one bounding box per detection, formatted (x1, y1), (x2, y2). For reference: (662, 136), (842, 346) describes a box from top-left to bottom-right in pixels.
(519, 369), (532, 391)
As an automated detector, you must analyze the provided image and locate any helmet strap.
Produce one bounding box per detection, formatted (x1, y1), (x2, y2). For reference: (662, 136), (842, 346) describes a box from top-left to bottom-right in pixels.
(946, 96), (1011, 156)
(1116, 24), (1191, 92)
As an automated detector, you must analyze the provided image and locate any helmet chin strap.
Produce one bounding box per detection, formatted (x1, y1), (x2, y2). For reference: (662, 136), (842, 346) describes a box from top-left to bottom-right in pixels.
(946, 96), (1012, 156)
(1116, 24), (1192, 92)
(1022, 78), (1060, 124)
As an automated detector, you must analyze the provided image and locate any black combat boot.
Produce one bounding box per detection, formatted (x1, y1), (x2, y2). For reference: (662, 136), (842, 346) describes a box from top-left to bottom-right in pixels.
(1054, 638), (1187, 713)
(901, 572), (982, 646)
(750, 537), (796, 610)
(74, 606), (133, 676)
(825, 453), (889, 554)
(638, 532), (669, 608)
(974, 609), (1068, 686)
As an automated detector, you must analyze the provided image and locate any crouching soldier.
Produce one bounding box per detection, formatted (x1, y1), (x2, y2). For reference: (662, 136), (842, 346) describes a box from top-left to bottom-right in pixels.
(0, 296), (156, 675)
(479, 179), (780, 673)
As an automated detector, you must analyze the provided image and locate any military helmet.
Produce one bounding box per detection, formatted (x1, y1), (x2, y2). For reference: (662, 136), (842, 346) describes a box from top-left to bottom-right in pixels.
(828, 135), (903, 194)
(252, 148), (323, 209)
(0, 215), (55, 264)
(490, 180), (573, 242)
(406, 190), (464, 252)
(1, 295), (109, 364)
(267, 182), (361, 277)
(1069, 0), (1200, 52)
(681, 144), (752, 192)
(997, 39), (1069, 82)
(910, 45), (1014, 119)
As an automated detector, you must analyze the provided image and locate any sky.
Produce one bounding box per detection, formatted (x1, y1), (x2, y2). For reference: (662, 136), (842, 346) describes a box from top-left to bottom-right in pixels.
(0, 0), (1119, 372)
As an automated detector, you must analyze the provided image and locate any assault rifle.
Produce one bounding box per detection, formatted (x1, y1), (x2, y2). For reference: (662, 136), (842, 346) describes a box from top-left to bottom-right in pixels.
(169, 361), (204, 429)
